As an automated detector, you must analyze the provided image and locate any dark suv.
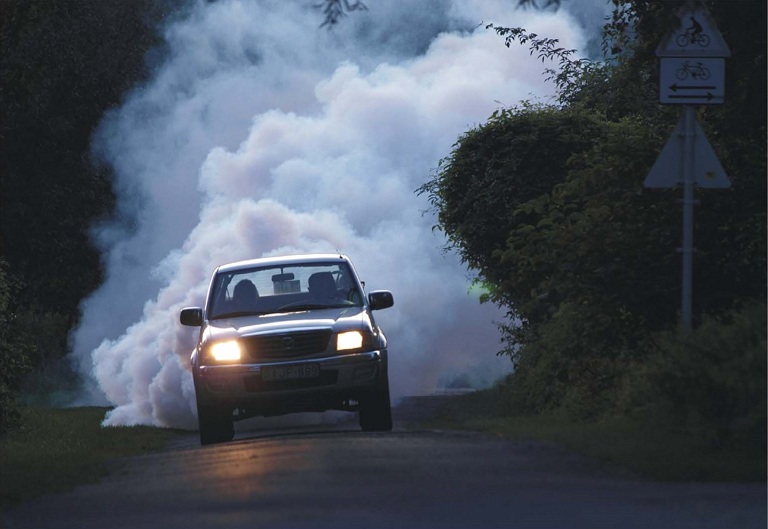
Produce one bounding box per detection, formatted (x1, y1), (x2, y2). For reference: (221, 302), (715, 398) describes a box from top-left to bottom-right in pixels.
(180, 254), (394, 445)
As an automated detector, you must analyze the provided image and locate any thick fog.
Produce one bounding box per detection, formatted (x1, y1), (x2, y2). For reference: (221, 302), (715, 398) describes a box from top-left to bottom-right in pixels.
(70, 0), (604, 428)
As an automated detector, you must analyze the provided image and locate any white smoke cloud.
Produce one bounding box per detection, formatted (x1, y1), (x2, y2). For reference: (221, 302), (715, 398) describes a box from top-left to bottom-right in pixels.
(72, 0), (597, 429)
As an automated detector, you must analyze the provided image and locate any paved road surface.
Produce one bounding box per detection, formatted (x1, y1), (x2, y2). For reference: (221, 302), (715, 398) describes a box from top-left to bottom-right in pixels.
(3, 396), (765, 529)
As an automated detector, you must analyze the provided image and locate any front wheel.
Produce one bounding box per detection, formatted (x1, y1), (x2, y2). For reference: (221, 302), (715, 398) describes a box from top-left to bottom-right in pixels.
(197, 404), (234, 445)
(695, 33), (710, 47)
(359, 386), (393, 432)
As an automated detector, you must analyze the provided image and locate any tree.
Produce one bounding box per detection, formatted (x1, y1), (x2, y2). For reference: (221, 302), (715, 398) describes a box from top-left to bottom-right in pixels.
(0, 260), (34, 434)
(0, 0), (176, 315)
(316, 0), (368, 28)
(0, 0), (178, 410)
(419, 105), (615, 322)
(420, 0), (765, 435)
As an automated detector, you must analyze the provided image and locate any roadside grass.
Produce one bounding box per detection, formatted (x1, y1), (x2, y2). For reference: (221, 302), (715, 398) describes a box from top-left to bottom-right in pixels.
(423, 389), (766, 482)
(0, 406), (185, 510)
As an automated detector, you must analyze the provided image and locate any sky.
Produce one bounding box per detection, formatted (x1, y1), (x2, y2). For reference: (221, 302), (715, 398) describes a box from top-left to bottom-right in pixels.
(69, 0), (609, 429)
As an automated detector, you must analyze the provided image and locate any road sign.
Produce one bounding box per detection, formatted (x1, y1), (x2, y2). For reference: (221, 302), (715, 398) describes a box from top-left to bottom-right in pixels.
(656, 5), (731, 57)
(644, 113), (730, 189)
(651, 3), (731, 329)
(659, 57), (724, 104)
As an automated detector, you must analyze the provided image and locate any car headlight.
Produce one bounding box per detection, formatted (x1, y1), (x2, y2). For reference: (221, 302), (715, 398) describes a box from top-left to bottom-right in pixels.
(209, 340), (242, 362)
(336, 331), (364, 351)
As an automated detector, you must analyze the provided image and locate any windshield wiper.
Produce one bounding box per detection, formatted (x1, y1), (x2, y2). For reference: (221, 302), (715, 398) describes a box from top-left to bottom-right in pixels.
(274, 303), (328, 313)
(274, 301), (354, 313)
(210, 310), (266, 320)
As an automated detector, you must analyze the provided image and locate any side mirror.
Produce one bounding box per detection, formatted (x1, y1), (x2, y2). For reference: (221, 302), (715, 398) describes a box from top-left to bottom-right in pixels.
(368, 290), (394, 311)
(180, 307), (203, 326)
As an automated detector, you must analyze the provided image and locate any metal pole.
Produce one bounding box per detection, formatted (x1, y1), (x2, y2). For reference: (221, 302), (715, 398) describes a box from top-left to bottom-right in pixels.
(681, 105), (696, 329)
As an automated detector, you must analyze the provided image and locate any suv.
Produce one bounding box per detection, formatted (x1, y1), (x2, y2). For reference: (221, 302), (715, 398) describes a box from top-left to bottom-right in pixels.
(180, 254), (394, 445)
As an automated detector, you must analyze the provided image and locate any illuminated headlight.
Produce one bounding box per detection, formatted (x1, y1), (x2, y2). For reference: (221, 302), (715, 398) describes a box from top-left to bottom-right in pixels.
(209, 340), (242, 362)
(337, 331), (364, 351)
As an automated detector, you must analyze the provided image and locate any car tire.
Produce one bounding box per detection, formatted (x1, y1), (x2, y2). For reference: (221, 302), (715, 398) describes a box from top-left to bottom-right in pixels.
(197, 405), (234, 445)
(359, 385), (393, 432)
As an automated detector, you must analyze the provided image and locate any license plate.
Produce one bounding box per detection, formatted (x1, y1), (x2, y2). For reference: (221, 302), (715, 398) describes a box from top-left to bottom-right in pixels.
(261, 363), (319, 381)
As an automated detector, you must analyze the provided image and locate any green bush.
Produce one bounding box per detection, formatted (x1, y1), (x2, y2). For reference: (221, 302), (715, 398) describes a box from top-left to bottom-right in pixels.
(17, 309), (81, 408)
(500, 300), (652, 419)
(499, 300), (766, 455)
(0, 262), (36, 435)
(626, 302), (766, 449)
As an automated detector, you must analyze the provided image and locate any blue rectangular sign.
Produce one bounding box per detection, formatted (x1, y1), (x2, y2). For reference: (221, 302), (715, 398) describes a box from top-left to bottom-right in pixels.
(659, 58), (725, 105)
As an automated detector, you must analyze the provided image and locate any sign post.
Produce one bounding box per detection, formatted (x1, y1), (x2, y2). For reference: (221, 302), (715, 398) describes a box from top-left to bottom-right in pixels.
(645, 1), (730, 330)
(680, 105), (696, 329)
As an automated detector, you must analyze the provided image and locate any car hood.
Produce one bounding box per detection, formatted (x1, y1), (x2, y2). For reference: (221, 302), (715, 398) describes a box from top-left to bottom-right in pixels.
(202, 306), (371, 342)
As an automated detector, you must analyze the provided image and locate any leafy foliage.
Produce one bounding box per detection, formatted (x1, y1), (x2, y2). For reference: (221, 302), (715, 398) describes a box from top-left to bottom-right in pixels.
(422, 0), (766, 441)
(485, 25), (601, 102)
(418, 104), (611, 312)
(316, 0), (368, 28)
(0, 262), (35, 434)
(624, 302), (767, 448)
(1, 0), (174, 314)
(0, 0), (178, 420)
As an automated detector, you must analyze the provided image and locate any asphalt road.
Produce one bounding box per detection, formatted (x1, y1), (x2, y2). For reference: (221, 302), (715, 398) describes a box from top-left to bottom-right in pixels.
(3, 396), (766, 529)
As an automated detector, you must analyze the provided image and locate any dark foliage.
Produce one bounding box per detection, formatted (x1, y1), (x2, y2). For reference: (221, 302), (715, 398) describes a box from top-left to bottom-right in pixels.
(0, 261), (35, 434)
(0, 0), (175, 314)
(316, 0), (368, 28)
(0, 0), (180, 418)
(421, 0), (765, 443)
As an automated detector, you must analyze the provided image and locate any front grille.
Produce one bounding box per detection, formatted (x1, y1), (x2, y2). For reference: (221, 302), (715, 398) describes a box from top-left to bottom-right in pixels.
(242, 329), (332, 360)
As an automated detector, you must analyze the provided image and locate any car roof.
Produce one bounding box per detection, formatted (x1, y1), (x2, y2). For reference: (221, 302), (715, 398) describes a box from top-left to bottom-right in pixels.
(215, 253), (351, 274)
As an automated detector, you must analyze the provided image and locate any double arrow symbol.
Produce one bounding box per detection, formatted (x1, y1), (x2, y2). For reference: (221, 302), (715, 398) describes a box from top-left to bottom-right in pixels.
(666, 84), (722, 101)
(669, 84), (716, 91)
(667, 93), (722, 101)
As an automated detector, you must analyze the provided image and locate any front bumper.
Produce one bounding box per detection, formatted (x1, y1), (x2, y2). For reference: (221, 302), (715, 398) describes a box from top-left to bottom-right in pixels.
(194, 350), (386, 415)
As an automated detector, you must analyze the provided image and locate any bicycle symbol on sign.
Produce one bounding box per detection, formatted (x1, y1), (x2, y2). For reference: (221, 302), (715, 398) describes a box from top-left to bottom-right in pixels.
(676, 16), (710, 47)
(676, 61), (711, 81)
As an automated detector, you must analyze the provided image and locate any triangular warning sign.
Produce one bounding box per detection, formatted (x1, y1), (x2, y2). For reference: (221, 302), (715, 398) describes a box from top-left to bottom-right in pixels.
(693, 121), (730, 188)
(656, 5), (731, 57)
(644, 115), (730, 189)
(644, 123), (684, 188)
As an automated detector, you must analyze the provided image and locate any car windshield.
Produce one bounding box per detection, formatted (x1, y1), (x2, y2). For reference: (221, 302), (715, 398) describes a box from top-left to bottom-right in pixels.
(208, 262), (363, 320)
